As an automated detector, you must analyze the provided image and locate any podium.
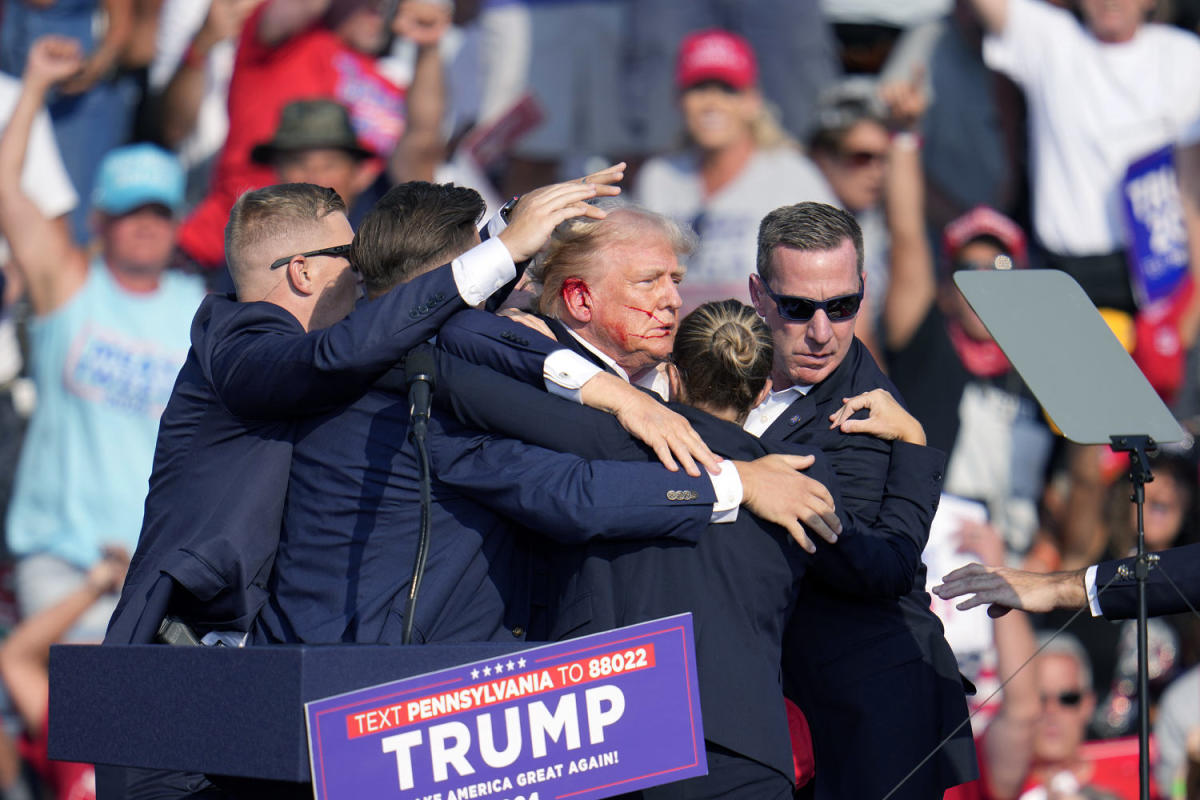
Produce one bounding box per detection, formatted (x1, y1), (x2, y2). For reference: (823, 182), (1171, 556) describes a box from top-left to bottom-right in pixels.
(49, 642), (525, 786)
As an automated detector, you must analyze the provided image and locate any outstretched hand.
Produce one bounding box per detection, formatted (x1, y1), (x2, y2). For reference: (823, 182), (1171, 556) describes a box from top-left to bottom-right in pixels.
(933, 563), (1088, 618)
(734, 454), (841, 553)
(496, 163), (625, 263)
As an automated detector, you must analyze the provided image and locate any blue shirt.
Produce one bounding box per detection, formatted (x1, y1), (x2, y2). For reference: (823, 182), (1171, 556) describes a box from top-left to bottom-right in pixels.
(7, 262), (204, 566)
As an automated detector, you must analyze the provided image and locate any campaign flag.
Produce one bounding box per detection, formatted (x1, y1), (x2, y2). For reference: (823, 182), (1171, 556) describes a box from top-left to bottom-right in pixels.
(1122, 145), (1189, 307)
(306, 614), (707, 800)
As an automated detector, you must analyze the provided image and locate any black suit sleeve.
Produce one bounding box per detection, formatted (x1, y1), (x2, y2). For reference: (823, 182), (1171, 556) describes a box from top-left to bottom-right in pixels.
(208, 265), (463, 420)
(1096, 542), (1200, 619)
(437, 308), (564, 387)
(428, 414), (714, 544)
(432, 349), (655, 462)
(806, 441), (946, 599)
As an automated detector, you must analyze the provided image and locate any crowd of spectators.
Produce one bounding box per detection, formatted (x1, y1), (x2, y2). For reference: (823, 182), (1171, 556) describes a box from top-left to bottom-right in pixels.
(4, 0), (1200, 797)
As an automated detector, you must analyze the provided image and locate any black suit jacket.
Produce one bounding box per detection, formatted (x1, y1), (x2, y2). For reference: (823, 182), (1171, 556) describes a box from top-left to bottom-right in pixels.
(105, 267), (464, 644)
(767, 338), (976, 799)
(432, 348), (809, 781)
(253, 367), (716, 646)
(1095, 543), (1200, 619)
(433, 317), (961, 788)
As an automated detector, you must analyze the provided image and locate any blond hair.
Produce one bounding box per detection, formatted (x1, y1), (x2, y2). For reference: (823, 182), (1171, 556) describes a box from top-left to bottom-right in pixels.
(673, 300), (773, 420)
(529, 202), (696, 319)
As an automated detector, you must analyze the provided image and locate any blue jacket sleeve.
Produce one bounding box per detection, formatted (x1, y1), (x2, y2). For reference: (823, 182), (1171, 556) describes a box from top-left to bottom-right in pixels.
(203, 264), (463, 420)
(1097, 542), (1200, 619)
(804, 441), (945, 599)
(437, 308), (562, 388)
(432, 350), (653, 461)
(428, 414), (713, 545)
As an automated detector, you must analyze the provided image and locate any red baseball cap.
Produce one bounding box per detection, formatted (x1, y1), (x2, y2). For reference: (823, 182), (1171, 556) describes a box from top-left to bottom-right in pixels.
(942, 205), (1029, 269)
(676, 29), (757, 92)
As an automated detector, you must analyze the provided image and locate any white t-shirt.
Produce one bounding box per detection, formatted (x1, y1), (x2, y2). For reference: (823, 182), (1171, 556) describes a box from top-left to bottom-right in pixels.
(0, 75), (77, 221)
(984, 0), (1200, 255)
(634, 146), (836, 312)
(0, 74), (78, 384)
(150, 0), (234, 171)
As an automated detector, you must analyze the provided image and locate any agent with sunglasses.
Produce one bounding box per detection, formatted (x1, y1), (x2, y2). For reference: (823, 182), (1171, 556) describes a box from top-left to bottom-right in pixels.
(746, 201), (977, 799)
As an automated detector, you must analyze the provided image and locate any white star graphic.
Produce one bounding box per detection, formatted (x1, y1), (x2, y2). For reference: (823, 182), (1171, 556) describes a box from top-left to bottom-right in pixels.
(518, 657), (526, 668)
(482, 665), (492, 676)
(494, 662), (505, 673)
(506, 659), (515, 672)
(471, 669), (479, 680)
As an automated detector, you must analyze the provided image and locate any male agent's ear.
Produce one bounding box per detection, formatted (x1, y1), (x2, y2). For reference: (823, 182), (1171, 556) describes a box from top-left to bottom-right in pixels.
(753, 376), (772, 409)
(748, 274), (768, 318)
(287, 256), (315, 296)
(560, 277), (594, 323)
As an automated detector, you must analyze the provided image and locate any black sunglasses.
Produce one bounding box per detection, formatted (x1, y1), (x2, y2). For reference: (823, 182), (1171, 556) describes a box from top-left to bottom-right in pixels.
(760, 281), (864, 323)
(269, 243), (353, 270)
(840, 149), (887, 168)
(1041, 690), (1084, 708)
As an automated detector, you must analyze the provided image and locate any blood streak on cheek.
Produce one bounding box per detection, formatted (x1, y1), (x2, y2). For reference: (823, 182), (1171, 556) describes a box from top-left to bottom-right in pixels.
(623, 305), (672, 338)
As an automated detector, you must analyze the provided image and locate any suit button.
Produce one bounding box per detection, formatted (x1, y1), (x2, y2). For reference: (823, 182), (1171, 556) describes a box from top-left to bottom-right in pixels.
(933, 471), (943, 482)
(409, 309), (420, 319)
(512, 626), (525, 638)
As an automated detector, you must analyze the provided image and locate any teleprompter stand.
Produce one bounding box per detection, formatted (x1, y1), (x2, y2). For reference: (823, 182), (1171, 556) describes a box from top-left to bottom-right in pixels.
(955, 269), (1184, 800)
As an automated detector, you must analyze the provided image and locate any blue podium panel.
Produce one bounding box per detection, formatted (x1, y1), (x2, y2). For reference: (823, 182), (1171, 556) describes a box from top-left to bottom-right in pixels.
(49, 643), (525, 783)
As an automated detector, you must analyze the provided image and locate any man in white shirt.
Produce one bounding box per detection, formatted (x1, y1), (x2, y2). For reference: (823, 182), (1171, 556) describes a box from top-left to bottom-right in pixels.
(968, 0), (1200, 311)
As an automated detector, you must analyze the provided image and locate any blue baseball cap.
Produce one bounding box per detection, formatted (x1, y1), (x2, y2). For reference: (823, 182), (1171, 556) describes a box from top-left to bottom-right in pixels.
(91, 143), (185, 216)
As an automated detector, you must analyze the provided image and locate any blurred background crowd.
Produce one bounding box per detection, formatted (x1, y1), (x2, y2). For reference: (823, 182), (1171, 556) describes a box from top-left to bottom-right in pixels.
(3, 0), (1200, 797)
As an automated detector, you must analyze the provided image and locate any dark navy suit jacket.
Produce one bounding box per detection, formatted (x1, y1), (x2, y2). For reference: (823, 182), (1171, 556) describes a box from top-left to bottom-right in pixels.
(1095, 543), (1200, 619)
(433, 359), (808, 782)
(763, 338), (976, 799)
(105, 265), (463, 644)
(435, 311), (957, 787)
(253, 353), (719, 646)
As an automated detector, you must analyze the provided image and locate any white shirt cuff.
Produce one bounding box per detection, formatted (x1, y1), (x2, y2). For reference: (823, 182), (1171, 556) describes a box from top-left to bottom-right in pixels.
(709, 459), (742, 524)
(451, 236), (516, 307)
(544, 349), (604, 402)
(484, 210), (507, 238)
(1085, 564), (1103, 616)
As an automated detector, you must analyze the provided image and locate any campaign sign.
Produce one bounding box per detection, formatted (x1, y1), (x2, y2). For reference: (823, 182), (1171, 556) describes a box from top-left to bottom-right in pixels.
(1122, 145), (1189, 307)
(305, 615), (706, 800)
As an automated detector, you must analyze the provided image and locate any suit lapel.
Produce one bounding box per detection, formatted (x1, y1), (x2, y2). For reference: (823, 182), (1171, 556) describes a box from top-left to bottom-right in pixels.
(763, 392), (817, 440)
(764, 339), (867, 440)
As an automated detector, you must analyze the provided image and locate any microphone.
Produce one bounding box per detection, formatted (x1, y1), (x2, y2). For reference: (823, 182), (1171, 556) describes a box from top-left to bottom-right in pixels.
(406, 348), (436, 439)
(403, 346), (437, 645)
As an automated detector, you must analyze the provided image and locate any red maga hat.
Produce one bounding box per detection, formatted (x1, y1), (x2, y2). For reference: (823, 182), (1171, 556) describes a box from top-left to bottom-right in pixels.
(676, 29), (757, 92)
